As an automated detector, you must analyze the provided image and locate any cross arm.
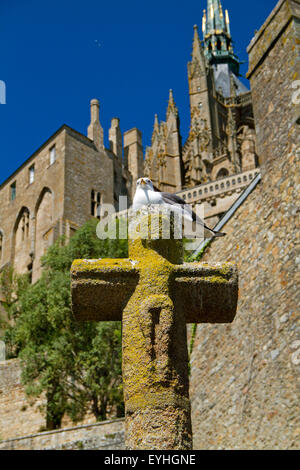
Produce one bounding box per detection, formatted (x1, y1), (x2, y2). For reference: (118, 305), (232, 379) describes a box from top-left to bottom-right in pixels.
(71, 259), (139, 322)
(171, 262), (238, 324)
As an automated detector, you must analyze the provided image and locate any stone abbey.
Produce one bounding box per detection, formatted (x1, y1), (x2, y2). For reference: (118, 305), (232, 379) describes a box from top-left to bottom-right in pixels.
(0, 0), (260, 284)
(0, 0), (299, 450)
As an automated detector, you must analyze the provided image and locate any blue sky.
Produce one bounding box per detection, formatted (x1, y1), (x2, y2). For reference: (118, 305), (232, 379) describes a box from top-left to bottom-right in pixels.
(0, 0), (276, 185)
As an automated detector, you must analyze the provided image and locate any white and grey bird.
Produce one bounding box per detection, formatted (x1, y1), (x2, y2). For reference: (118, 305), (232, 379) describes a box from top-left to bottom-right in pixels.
(132, 177), (226, 238)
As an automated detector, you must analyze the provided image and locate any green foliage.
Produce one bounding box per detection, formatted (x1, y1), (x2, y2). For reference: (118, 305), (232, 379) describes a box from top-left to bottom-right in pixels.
(187, 238), (213, 262)
(0, 218), (127, 429)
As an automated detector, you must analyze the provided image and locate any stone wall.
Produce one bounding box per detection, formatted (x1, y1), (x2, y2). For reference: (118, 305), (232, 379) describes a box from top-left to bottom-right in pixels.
(0, 418), (125, 450)
(247, 0), (300, 165)
(0, 359), (45, 440)
(189, 0), (300, 450)
(64, 127), (114, 228)
(190, 145), (299, 450)
(0, 358), (123, 446)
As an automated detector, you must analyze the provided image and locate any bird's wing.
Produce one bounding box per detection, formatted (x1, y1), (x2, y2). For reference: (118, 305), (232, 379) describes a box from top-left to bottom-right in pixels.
(160, 192), (201, 223)
(160, 192), (226, 238)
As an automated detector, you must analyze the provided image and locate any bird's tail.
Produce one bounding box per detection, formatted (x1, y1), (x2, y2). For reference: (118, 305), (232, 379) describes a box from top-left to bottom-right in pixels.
(212, 230), (226, 237)
(204, 223), (226, 237)
(191, 211), (226, 238)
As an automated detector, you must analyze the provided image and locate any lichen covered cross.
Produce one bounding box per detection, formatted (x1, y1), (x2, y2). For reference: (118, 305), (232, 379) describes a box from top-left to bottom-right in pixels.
(71, 213), (238, 450)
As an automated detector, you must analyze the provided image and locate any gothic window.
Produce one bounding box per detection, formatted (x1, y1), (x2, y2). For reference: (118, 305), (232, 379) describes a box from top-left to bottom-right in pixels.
(21, 211), (30, 241)
(27, 263), (33, 284)
(34, 188), (53, 283)
(208, 41), (212, 52)
(216, 168), (229, 180)
(29, 164), (35, 184)
(50, 145), (56, 166)
(0, 231), (3, 260)
(217, 38), (222, 51)
(10, 181), (16, 201)
(91, 190), (101, 219)
(13, 207), (31, 275)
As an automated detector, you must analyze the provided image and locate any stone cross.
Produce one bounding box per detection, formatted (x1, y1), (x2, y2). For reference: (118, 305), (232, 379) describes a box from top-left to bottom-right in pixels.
(71, 213), (238, 450)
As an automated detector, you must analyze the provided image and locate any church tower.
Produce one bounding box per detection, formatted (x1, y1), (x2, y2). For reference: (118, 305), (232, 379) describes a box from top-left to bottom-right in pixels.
(145, 0), (258, 192)
(182, 0), (257, 187)
(203, 1), (239, 76)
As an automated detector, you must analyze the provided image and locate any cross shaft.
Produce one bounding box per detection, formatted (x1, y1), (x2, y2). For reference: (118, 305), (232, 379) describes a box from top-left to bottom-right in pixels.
(71, 213), (238, 449)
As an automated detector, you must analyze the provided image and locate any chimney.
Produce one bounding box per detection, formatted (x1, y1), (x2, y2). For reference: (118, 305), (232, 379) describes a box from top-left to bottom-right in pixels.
(109, 118), (122, 159)
(124, 128), (144, 196)
(87, 99), (104, 151)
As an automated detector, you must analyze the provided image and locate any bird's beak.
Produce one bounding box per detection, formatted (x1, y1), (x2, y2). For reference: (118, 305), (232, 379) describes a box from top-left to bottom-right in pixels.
(141, 179), (146, 186)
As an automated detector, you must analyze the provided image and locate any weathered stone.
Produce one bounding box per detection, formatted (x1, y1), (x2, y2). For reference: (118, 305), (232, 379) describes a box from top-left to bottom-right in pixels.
(190, 0), (300, 450)
(71, 212), (238, 450)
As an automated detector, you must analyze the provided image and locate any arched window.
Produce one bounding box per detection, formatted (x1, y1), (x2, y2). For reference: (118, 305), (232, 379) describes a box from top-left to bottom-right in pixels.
(13, 207), (31, 275)
(0, 231), (3, 261)
(217, 38), (222, 51)
(34, 188), (53, 283)
(216, 168), (229, 180)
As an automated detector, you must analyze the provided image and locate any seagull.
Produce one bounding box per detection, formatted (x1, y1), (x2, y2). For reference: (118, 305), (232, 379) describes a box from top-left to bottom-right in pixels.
(132, 177), (226, 238)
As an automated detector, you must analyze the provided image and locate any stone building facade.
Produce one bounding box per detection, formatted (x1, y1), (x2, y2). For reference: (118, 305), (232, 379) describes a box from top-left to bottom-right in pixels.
(0, 0), (299, 450)
(0, 100), (143, 283)
(0, 0), (259, 284)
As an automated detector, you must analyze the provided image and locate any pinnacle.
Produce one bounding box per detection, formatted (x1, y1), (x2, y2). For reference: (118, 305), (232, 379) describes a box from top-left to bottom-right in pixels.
(167, 89), (178, 118)
(154, 114), (159, 130)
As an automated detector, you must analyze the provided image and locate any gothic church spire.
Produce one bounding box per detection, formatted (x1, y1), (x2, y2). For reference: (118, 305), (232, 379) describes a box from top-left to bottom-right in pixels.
(167, 89), (178, 119)
(202, 0), (239, 75)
